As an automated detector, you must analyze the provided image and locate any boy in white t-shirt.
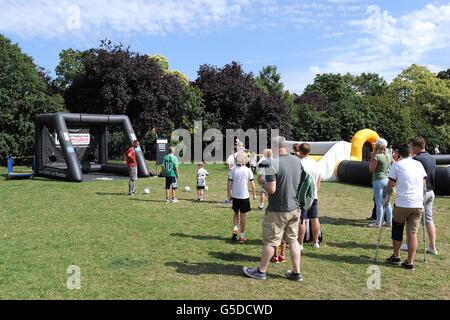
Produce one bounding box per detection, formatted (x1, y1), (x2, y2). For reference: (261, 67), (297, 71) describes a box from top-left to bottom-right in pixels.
(228, 153), (256, 244)
(196, 163), (209, 202)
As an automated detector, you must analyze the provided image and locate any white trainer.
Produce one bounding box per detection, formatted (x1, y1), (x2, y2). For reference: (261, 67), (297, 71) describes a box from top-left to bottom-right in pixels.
(312, 242), (320, 249)
(426, 247), (438, 255)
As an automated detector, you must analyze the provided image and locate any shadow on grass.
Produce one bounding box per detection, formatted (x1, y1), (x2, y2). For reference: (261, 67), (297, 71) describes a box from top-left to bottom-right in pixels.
(178, 198), (223, 204)
(165, 261), (285, 279)
(171, 232), (263, 246)
(326, 241), (391, 251)
(96, 192), (127, 196)
(130, 198), (170, 203)
(302, 251), (373, 265)
(209, 251), (260, 262)
(320, 216), (370, 227)
(107, 258), (151, 269)
(129, 198), (224, 205)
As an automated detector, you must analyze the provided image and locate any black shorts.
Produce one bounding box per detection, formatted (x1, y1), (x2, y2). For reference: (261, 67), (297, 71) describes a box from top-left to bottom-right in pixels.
(197, 186), (205, 190)
(301, 199), (319, 221)
(232, 198), (251, 214)
(165, 177), (178, 190)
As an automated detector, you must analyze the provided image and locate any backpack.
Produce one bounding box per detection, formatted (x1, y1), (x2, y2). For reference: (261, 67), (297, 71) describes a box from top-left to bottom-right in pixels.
(303, 219), (323, 243)
(297, 170), (317, 211)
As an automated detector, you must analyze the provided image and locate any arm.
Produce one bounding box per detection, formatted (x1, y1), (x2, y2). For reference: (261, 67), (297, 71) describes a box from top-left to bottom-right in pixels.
(258, 176), (276, 195)
(251, 180), (257, 200)
(369, 157), (378, 173)
(386, 179), (396, 196)
(227, 179), (232, 200)
(316, 176), (321, 194)
(175, 167), (179, 179)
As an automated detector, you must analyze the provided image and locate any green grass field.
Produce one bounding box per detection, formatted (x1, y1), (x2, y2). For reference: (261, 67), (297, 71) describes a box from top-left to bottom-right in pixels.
(0, 163), (449, 300)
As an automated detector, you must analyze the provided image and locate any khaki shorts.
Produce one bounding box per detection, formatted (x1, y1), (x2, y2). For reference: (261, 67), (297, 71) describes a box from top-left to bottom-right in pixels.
(393, 206), (423, 233)
(129, 167), (138, 181)
(262, 209), (300, 246)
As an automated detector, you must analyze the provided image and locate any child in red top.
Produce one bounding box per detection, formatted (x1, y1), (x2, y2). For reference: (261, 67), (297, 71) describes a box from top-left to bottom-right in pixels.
(124, 140), (139, 195)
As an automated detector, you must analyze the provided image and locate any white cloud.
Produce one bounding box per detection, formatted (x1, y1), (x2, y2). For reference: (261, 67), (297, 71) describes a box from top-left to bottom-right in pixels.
(288, 3), (450, 92)
(0, 0), (250, 39)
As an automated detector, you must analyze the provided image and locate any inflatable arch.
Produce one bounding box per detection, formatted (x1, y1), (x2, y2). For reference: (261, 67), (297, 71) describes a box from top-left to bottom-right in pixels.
(350, 129), (380, 161)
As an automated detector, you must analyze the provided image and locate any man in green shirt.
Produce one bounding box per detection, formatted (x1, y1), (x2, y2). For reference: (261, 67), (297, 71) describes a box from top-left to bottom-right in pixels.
(162, 146), (180, 203)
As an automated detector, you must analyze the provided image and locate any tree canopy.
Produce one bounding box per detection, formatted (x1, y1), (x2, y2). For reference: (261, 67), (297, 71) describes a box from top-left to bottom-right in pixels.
(0, 34), (64, 161)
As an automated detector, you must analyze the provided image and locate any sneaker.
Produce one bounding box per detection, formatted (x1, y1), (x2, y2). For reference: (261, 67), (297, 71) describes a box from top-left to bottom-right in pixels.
(401, 261), (415, 270)
(258, 204), (264, 210)
(278, 255), (286, 263)
(286, 270), (303, 282)
(172, 199), (180, 203)
(232, 230), (238, 242)
(239, 236), (247, 244)
(400, 243), (408, 251)
(243, 267), (266, 280)
(426, 247), (439, 255)
(199, 198), (204, 202)
(368, 223), (381, 229)
(383, 222), (391, 228)
(270, 256), (279, 263)
(166, 199), (172, 203)
(312, 242), (320, 249)
(385, 255), (402, 266)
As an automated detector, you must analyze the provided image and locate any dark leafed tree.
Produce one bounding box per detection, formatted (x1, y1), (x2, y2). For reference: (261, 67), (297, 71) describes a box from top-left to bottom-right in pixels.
(195, 61), (290, 137)
(0, 34), (65, 162)
(295, 90), (329, 112)
(437, 68), (450, 80)
(64, 40), (187, 144)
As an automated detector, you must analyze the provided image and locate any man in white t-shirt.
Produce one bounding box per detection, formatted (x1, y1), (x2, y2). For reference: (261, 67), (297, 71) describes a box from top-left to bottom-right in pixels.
(295, 143), (322, 250)
(385, 144), (427, 270)
(228, 152), (256, 244)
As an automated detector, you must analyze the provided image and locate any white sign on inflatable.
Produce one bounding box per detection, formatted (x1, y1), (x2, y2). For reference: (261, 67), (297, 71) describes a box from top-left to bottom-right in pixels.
(56, 133), (91, 146)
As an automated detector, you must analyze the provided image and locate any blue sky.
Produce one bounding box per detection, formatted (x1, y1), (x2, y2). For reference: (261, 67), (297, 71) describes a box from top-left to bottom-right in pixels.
(1, 0), (449, 92)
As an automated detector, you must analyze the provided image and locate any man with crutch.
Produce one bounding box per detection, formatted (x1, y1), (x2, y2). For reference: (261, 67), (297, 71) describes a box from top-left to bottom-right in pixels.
(383, 144), (428, 270)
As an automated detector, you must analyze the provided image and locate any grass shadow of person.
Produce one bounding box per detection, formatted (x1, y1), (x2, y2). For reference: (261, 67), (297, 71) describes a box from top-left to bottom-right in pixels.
(165, 261), (285, 279)
(171, 232), (262, 246)
(302, 251), (373, 265)
(325, 241), (391, 251)
(130, 198), (172, 203)
(208, 251), (260, 263)
(96, 192), (127, 196)
(320, 216), (370, 227)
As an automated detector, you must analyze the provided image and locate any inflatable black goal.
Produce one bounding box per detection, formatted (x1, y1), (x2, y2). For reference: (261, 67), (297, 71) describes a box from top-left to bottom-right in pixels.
(35, 113), (150, 182)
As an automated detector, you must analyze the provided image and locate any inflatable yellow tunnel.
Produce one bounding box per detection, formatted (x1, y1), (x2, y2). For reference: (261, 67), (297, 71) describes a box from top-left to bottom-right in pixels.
(350, 129), (380, 161)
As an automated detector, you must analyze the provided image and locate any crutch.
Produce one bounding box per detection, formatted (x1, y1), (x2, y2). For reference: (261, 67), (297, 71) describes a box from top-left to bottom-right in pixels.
(422, 189), (428, 263)
(374, 195), (390, 262)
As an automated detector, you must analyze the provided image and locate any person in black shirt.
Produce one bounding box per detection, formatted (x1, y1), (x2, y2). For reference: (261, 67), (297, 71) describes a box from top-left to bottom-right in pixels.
(411, 137), (438, 255)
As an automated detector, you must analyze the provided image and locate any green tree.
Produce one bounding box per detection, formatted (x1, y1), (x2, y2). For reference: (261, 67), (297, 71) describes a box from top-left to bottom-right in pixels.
(390, 64), (450, 152)
(344, 72), (388, 96)
(0, 34), (65, 162)
(255, 65), (284, 96)
(55, 49), (85, 89)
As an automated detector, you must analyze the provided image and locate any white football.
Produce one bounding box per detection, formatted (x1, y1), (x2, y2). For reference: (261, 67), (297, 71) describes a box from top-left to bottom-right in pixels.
(184, 186), (191, 192)
(204, 185), (209, 192)
(144, 188), (150, 194)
